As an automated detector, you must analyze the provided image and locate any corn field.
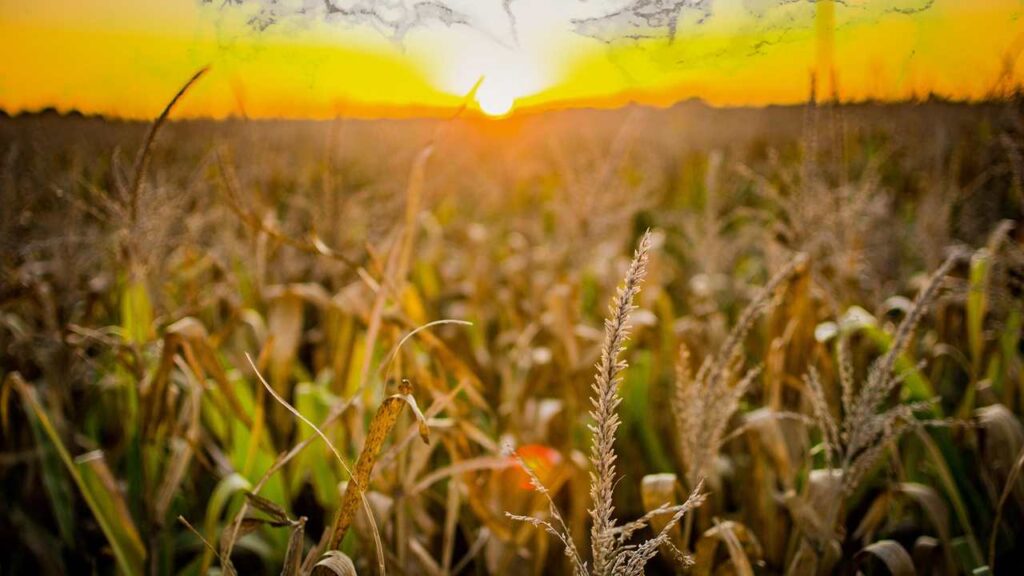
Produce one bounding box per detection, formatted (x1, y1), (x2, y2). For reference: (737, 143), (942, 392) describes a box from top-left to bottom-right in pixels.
(2, 94), (1024, 575)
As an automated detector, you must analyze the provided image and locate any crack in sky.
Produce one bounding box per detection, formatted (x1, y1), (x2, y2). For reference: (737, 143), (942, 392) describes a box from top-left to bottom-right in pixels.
(213, 0), (942, 84)
(219, 0), (938, 45)
(213, 0), (516, 45)
(572, 0), (714, 44)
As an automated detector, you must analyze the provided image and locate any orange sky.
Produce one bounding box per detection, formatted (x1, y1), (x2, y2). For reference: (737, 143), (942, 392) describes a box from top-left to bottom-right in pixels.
(1, 0), (1023, 119)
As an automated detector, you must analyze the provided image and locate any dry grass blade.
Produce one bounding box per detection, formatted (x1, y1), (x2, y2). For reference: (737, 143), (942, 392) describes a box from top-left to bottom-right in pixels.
(378, 318), (473, 386)
(353, 143), (436, 421)
(410, 455), (512, 496)
(785, 539), (820, 576)
(393, 145), (433, 288)
(408, 538), (443, 576)
(178, 515), (229, 573)
(782, 470), (841, 547)
(441, 473), (460, 572)
(452, 528), (489, 575)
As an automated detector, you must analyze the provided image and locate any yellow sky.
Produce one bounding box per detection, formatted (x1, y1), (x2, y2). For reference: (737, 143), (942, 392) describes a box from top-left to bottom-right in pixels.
(1, 0), (1023, 118)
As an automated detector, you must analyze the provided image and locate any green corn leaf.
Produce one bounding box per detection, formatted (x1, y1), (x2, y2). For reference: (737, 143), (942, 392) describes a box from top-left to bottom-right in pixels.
(14, 377), (146, 575)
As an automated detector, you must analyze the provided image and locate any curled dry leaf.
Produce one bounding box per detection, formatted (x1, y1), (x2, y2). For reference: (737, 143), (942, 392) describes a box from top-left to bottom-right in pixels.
(855, 539), (916, 576)
(693, 519), (762, 576)
(394, 379), (431, 444)
(894, 483), (951, 553)
(244, 492), (292, 525)
(315, 550), (358, 576)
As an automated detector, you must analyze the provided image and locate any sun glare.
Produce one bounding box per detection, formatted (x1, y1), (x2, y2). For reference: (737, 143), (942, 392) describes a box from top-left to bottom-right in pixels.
(477, 86), (515, 117)
(429, 28), (561, 118)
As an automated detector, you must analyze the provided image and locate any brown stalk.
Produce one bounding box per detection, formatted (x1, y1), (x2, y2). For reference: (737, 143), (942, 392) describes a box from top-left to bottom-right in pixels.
(128, 66), (208, 226)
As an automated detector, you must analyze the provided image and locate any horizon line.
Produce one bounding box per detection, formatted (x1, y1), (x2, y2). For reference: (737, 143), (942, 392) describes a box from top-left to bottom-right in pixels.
(3, 89), (1019, 123)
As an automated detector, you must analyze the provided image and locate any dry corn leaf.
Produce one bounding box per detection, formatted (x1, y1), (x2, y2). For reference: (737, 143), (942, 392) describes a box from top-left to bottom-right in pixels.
(640, 473), (681, 536)
(743, 407), (800, 487)
(785, 538), (818, 576)
(315, 551), (358, 576)
(281, 517), (307, 576)
(245, 491), (292, 525)
(266, 291), (304, 391)
(408, 537), (444, 576)
(640, 473), (686, 565)
(693, 520), (761, 576)
(894, 483), (951, 552)
(855, 489), (898, 545)
(322, 380), (426, 552)
(855, 539), (916, 576)
(783, 468), (843, 546)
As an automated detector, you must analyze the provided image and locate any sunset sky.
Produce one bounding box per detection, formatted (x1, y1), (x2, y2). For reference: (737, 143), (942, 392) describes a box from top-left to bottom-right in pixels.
(1, 0), (1023, 119)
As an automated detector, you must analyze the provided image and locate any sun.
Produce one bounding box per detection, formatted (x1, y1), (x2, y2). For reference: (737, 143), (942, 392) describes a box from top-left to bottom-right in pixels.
(476, 82), (515, 117)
